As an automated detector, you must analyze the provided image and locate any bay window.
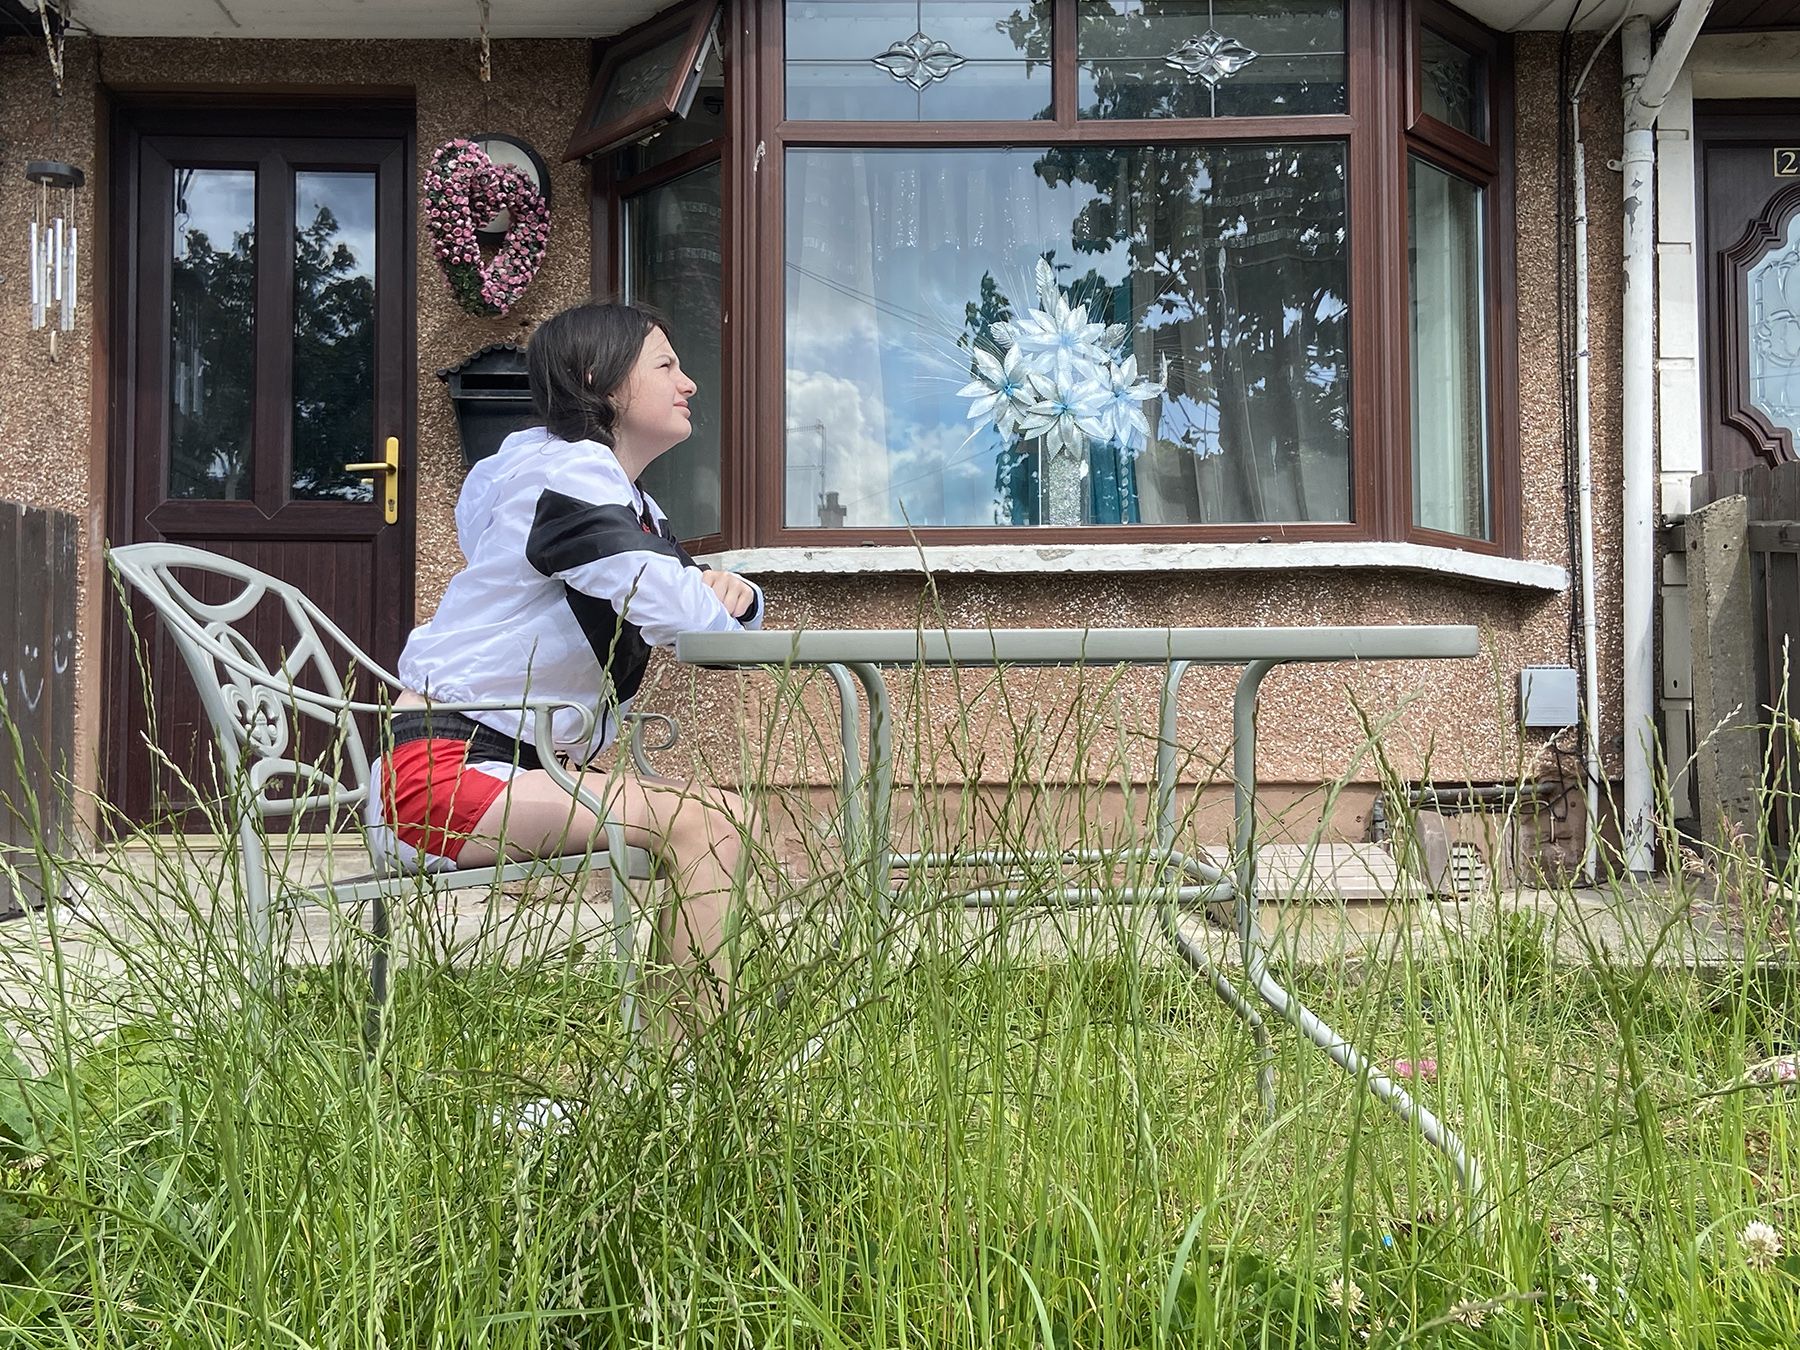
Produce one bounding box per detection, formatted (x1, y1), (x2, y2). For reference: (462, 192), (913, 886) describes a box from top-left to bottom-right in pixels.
(585, 0), (1515, 553)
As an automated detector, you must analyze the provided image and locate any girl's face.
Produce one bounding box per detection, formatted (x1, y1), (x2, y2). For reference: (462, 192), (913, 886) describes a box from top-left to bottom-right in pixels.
(612, 327), (697, 461)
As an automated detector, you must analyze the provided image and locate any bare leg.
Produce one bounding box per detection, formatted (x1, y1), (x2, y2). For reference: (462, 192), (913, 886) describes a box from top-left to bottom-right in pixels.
(457, 768), (748, 1036)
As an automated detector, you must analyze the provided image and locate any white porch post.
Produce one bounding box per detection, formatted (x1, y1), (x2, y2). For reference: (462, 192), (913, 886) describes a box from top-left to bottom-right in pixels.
(1620, 0), (1714, 876)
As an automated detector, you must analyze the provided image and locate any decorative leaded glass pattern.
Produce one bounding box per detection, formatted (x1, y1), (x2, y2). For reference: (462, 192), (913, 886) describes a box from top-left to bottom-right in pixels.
(871, 30), (968, 89)
(1079, 0), (1345, 119)
(588, 31), (690, 132)
(1163, 31), (1258, 88)
(1746, 211), (1800, 443)
(786, 0), (1051, 120)
(1419, 27), (1485, 141)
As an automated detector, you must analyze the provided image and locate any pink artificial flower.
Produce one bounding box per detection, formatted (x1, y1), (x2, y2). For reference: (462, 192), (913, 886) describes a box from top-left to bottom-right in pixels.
(1390, 1058), (1438, 1081)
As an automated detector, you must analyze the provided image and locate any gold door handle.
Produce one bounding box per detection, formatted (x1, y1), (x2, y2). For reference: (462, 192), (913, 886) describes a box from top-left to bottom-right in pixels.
(344, 435), (400, 524)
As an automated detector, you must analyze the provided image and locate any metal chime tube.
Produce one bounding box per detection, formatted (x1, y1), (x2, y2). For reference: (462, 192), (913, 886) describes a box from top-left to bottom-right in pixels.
(64, 228), (78, 331)
(28, 219), (44, 328)
(53, 215), (65, 311)
(62, 191), (78, 332)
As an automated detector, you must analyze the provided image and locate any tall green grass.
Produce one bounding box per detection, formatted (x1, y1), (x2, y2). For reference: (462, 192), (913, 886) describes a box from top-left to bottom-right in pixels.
(0, 655), (1796, 1348)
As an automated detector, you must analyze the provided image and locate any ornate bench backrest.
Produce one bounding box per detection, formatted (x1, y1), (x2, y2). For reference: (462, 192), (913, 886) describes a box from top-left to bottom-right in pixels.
(109, 542), (400, 821)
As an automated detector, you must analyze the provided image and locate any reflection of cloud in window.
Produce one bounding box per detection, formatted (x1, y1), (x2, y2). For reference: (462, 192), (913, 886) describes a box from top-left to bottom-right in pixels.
(298, 173), (377, 278)
(174, 169), (254, 260)
(786, 364), (1014, 527)
(1157, 392), (1222, 459)
(784, 368), (891, 528)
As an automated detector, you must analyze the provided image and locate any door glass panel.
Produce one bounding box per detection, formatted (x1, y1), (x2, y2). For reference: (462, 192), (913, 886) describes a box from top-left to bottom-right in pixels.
(1077, 0), (1346, 120)
(786, 0), (1052, 122)
(1745, 209), (1800, 444)
(626, 163), (723, 538)
(292, 171), (377, 501)
(168, 167), (256, 500)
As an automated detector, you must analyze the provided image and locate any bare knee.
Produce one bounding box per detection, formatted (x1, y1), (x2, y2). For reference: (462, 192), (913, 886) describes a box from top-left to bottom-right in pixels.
(666, 792), (741, 856)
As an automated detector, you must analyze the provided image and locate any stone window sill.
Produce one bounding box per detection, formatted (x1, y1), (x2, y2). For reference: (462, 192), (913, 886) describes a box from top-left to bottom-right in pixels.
(695, 541), (1568, 593)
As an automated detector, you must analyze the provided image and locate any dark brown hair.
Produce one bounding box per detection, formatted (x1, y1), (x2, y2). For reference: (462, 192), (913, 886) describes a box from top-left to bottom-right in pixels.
(527, 302), (665, 446)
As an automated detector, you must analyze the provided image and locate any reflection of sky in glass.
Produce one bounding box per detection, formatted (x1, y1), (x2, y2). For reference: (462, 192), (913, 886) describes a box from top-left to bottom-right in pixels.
(297, 172), (376, 277)
(786, 143), (1351, 528)
(172, 170), (377, 271)
(174, 167), (253, 259)
(786, 149), (1131, 528)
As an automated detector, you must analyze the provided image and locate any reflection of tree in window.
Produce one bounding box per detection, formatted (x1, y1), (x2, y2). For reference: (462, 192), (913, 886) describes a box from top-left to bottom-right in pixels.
(981, 7), (1351, 525)
(168, 183), (255, 500)
(291, 203), (376, 502)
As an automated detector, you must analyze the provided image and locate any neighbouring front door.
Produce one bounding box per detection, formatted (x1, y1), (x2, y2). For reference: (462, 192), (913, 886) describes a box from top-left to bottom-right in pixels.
(1701, 107), (1800, 473)
(108, 108), (413, 825)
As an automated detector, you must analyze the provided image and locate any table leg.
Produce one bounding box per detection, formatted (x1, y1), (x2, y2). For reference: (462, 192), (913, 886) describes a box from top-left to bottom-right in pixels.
(1154, 660), (1275, 1111)
(846, 662), (893, 911)
(1229, 660), (1484, 1202)
(822, 663), (864, 844)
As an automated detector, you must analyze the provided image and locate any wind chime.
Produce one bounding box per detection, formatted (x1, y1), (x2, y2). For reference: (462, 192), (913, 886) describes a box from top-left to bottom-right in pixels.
(25, 0), (83, 362)
(27, 159), (82, 359)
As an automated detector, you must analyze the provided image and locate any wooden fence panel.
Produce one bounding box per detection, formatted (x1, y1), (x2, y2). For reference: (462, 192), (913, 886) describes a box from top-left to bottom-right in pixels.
(0, 501), (77, 919)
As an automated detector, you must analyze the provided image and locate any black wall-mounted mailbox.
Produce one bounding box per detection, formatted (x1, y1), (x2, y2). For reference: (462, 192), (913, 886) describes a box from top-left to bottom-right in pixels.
(438, 343), (537, 467)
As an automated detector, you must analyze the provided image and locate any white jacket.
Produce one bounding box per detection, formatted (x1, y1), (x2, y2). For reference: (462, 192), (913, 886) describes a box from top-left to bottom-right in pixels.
(396, 426), (761, 762)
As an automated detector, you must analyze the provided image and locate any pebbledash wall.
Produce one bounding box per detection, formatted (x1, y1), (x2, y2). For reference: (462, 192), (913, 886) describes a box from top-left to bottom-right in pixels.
(0, 32), (1628, 861)
(0, 33), (593, 830)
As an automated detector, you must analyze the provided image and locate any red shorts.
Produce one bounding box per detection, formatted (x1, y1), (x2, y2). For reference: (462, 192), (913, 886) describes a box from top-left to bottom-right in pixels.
(371, 712), (538, 871)
(380, 738), (513, 864)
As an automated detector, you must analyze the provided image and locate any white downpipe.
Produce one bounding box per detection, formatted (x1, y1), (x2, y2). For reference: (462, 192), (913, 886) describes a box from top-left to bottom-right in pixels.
(1618, 0), (1713, 876)
(1620, 18), (1656, 875)
(1572, 112), (1603, 886)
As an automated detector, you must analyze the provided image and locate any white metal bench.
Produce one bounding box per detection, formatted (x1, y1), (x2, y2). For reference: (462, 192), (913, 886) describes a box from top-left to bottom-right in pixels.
(108, 542), (662, 1039)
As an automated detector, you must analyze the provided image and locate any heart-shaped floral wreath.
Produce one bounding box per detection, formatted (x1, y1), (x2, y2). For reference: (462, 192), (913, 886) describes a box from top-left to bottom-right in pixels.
(423, 138), (551, 318)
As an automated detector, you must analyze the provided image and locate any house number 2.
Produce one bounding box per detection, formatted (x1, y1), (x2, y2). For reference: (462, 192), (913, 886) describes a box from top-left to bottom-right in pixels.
(1775, 148), (1800, 177)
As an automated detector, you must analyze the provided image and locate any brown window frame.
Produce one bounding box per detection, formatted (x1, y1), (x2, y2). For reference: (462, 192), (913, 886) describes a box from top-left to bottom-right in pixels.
(565, 0), (721, 163)
(1403, 0), (1516, 554)
(589, 0), (1517, 556)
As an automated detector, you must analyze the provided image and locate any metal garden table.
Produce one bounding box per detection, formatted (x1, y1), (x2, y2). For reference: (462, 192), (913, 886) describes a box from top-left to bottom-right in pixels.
(675, 625), (1484, 1197)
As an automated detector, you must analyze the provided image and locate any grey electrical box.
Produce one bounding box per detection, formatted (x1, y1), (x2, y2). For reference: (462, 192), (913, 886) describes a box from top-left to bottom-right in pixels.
(1519, 664), (1580, 728)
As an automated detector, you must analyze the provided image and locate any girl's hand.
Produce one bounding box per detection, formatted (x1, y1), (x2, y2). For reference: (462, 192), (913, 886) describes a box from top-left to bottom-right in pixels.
(701, 569), (755, 618)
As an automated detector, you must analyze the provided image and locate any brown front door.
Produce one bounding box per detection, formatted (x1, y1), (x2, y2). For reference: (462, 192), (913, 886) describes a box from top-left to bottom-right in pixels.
(1700, 106), (1800, 473)
(107, 107), (414, 825)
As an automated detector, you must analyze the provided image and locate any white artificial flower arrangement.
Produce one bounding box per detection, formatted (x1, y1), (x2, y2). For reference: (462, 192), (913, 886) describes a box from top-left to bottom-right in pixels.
(958, 257), (1164, 466)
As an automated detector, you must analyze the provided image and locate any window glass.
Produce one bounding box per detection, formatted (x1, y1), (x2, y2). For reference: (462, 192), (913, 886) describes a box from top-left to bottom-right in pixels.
(785, 144), (1350, 528)
(1409, 157), (1489, 538)
(292, 171), (377, 502)
(169, 167), (256, 501)
(786, 0), (1052, 121)
(1078, 0), (1346, 119)
(627, 163), (724, 539)
(1419, 28), (1485, 140)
